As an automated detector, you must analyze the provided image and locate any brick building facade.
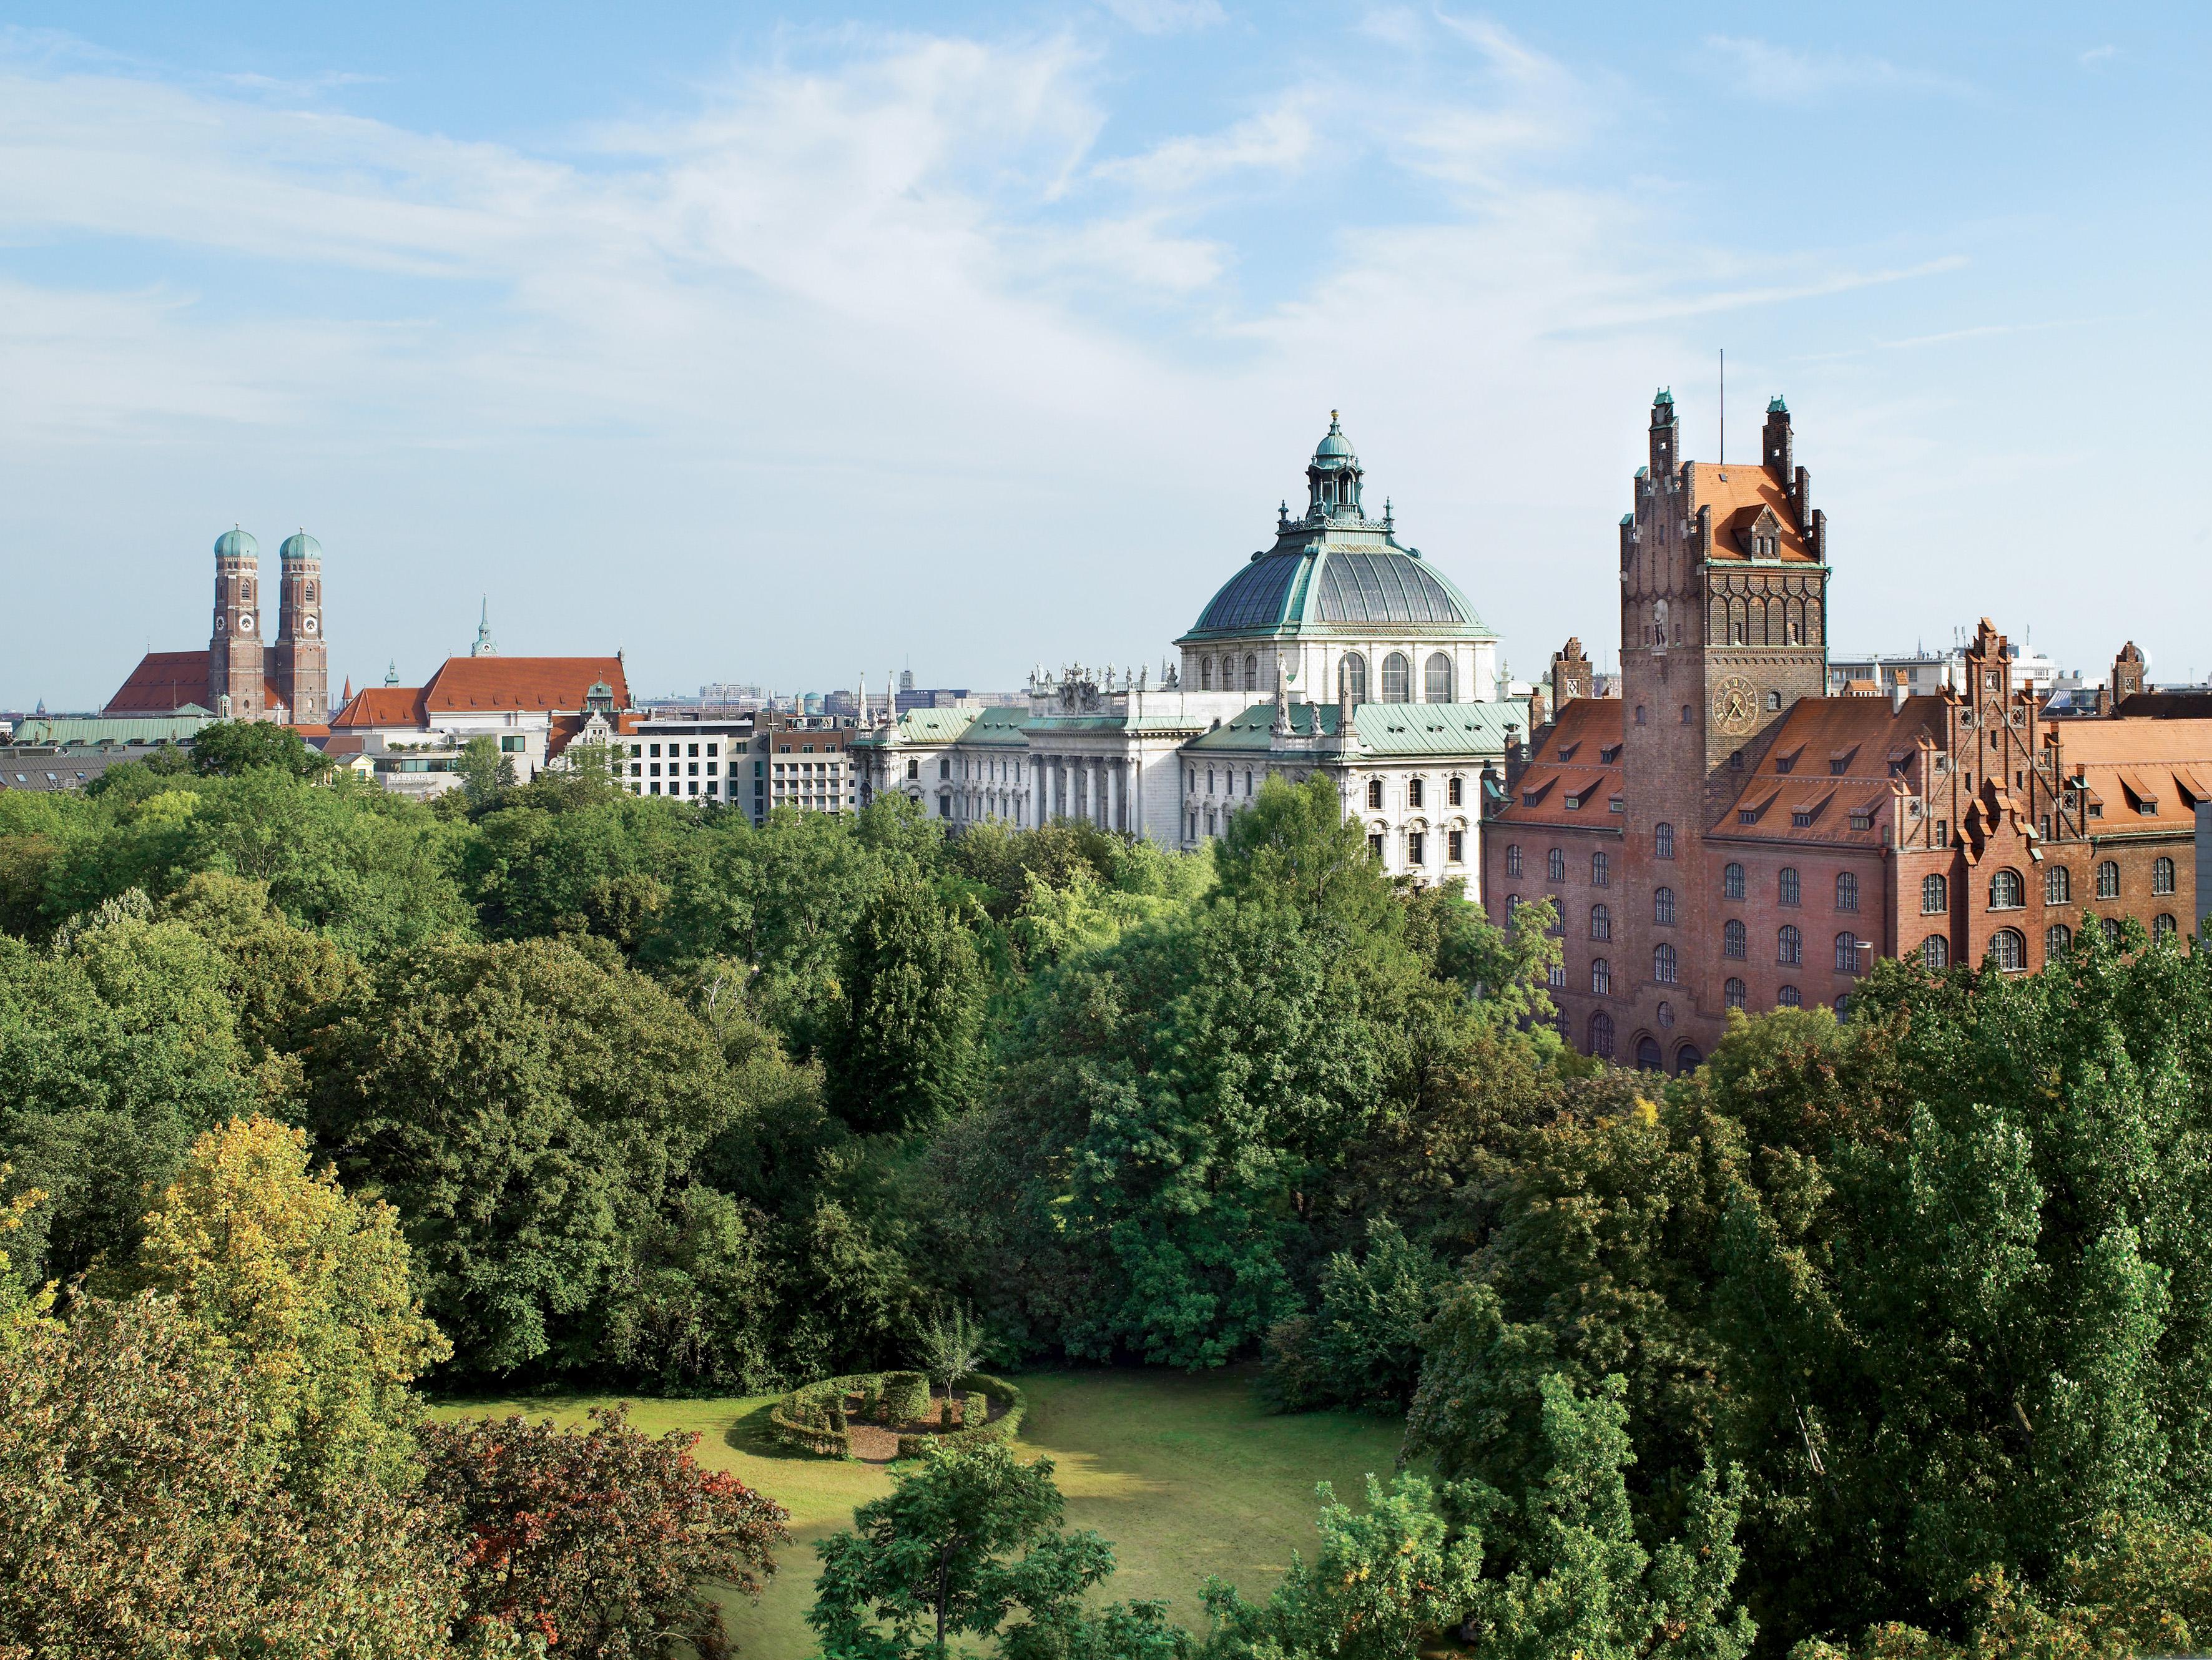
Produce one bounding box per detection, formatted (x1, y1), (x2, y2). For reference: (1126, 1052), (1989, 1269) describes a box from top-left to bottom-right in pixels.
(1483, 393), (2211, 1071)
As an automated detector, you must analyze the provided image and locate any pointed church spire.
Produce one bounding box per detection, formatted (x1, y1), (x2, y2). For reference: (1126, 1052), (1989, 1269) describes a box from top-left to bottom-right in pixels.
(384, 659), (400, 687)
(472, 596), (498, 657)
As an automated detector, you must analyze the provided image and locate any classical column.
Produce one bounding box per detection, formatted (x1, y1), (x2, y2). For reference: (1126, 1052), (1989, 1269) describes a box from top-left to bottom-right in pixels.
(1106, 757), (1122, 832)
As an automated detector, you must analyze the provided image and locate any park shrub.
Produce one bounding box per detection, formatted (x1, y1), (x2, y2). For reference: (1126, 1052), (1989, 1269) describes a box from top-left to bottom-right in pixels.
(962, 1390), (988, 1430)
(770, 1372), (886, 1457)
(896, 1372), (1026, 1458)
(878, 1370), (930, 1424)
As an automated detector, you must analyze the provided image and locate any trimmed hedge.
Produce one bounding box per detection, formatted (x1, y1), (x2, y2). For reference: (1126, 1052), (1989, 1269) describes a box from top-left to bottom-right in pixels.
(895, 1372), (1027, 1460)
(774, 1370), (1030, 1461)
(878, 1370), (931, 1424)
(769, 1372), (882, 1457)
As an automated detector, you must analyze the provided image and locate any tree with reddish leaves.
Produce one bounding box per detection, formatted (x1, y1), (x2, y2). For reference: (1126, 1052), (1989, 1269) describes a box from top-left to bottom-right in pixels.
(419, 1404), (790, 1660)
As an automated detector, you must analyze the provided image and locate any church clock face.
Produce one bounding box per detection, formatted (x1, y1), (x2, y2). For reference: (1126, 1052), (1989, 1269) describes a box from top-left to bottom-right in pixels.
(303, 616), (318, 635)
(1711, 673), (1756, 735)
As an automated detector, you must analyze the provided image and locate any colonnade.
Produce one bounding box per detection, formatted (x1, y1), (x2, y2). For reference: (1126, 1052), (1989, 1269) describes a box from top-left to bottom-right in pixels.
(1028, 752), (1133, 833)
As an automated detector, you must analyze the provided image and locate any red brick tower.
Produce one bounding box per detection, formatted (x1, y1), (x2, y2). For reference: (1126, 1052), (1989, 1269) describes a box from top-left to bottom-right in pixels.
(275, 530), (328, 724)
(208, 526), (263, 720)
(1614, 391), (1829, 1057)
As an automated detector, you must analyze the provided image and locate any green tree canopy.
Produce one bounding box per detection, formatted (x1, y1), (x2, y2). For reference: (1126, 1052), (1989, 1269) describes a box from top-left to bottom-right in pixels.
(309, 937), (740, 1376)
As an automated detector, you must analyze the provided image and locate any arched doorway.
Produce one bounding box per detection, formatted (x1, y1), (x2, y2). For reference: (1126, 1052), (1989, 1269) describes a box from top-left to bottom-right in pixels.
(1634, 1034), (1663, 1071)
(1673, 1043), (1703, 1075)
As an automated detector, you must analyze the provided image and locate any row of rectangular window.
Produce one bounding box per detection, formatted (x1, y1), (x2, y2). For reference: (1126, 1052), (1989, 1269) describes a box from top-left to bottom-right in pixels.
(632, 761), (716, 778)
(631, 742), (719, 759)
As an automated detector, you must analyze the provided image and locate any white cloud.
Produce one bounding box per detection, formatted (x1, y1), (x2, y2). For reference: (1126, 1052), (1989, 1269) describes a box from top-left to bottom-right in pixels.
(0, 21), (2047, 707)
(1093, 95), (1315, 192)
(2080, 44), (2120, 67)
(1094, 0), (1226, 34)
(1702, 34), (1977, 101)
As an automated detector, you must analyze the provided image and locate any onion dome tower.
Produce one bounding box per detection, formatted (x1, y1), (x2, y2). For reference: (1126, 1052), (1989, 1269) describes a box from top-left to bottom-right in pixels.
(274, 530), (328, 723)
(209, 526), (263, 720)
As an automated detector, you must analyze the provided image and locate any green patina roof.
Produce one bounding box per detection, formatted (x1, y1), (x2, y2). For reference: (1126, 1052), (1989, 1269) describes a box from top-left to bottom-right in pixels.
(1182, 698), (1531, 757)
(12, 715), (210, 746)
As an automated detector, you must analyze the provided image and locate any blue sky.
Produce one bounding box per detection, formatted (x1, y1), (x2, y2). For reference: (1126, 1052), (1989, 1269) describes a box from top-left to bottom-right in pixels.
(3, 2), (2207, 706)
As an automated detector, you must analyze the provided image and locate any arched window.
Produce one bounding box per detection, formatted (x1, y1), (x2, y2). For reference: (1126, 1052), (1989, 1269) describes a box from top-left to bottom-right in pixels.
(2154, 857), (2176, 895)
(1836, 872), (1859, 912)
(1724, 976), (1746, 1009)
(1766, 690), (1783, 712)
(1425, 652), (1453, 702)
(1835, 993), (1850, 1019)
(1723, 919), (1746, 958)
(1654, 822), (1675, 858)
(1340, 653), (1368, 702)
(1681, 704), (1693, 726)
(1382, 652), (1411, 702)
(1922, 873), (1948, 914)
(1588, 1011), (1616, 1058)
(2154, 913), (2178, 941)
(1548, 962), (1566, 989)
(1922, 934), (1949, 971)
(1635, 1034), (1663, 1070)
(1778, 924), (1802, 965)
(1505, 844), (1522, 878)
(1989, 868), (2024, 910)
(1591, 852), (1610, 887)
(1590, 904), (1612, 941)
(1634, 705), (1647, 726)
(1777, 985), (1802, 1007)
(2046, 923), (2072, 956)
(1835, 931), (1861, 972)
(1724, 862), (1745, 900)
(2101, 916), (2122, 945)
(1674, 1044), (1702, 1074)
(1201, 656), (1214, 690)
(1547, 847), (1566, 882)
(1654, 886), (1676, 925)
(1990, 928), (2027, 972)
(2097, 860), (2120, 899)
(1244, 653), (1260, 692)
(1207, 768), (1216, 793)
(2045, 866), (2070, 904)
(1653, 942), (1678, 983)
(1779, 868), (1801, 907)
(1591, 957), (1611, 995)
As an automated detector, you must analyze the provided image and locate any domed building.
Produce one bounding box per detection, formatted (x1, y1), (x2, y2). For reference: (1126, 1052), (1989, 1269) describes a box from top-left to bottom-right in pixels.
(854, 415), (1530, 891)
(1178, 412), (1498, 709)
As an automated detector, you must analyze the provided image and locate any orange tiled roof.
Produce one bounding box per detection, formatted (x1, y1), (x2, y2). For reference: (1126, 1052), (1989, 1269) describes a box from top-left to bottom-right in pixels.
(105, 650), (212, 715)
(1689, 462), (1814, 562)
(1709, 694), (1945, 846)
(331, 686), (428, 729)
(1492, 698), (1626, 828)
(420, 656), (629, 714)
(2054, 715), (2212, 833)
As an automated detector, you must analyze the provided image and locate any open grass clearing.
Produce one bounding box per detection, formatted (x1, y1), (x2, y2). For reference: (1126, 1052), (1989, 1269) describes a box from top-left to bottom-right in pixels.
(435, 1365), (1409, 1659)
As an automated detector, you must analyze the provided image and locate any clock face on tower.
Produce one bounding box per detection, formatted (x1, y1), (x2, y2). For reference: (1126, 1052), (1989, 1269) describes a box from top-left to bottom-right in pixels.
(303, 616), (318, 635)
(237, 614), (255, 635)
(1711, 673), (1756, 735)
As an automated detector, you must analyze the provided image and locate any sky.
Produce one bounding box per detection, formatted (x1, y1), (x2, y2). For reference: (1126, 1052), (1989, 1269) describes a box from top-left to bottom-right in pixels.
(2, 1), (2208, 707)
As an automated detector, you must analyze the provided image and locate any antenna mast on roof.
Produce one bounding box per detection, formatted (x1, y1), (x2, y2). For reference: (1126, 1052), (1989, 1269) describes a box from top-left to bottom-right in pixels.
(1718, 348), (1724, 463)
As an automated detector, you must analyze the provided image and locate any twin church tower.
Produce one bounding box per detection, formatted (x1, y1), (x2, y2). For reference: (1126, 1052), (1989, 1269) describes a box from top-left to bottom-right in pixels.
(204, 527), (328, 723)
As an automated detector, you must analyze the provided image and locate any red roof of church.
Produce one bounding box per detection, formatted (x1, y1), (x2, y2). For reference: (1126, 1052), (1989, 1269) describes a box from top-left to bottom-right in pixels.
(421, 656), (629, 713)
(105, 650), (297, 722)
(105, 650), (214, 715)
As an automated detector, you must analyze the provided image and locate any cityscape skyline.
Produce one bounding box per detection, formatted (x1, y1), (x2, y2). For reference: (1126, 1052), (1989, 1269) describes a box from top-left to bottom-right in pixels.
(4, 3), (2208, 706)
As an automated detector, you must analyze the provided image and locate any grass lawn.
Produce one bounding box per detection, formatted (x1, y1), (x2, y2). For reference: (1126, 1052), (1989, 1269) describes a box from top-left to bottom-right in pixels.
(436, 1366), (1408, 1659)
